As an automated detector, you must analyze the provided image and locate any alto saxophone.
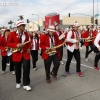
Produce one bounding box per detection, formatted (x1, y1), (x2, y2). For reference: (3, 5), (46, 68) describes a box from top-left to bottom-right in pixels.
(11, 41), (30, 53)
(85, 36), (96, 42)
(45, 42), (65, 55)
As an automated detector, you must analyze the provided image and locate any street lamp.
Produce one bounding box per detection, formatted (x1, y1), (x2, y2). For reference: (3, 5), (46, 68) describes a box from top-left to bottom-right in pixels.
(32, 14), (40, 30)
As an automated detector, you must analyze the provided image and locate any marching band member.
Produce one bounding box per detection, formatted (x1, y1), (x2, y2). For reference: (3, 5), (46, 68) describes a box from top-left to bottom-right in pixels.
(63, 28), (71, 49)
(40, 25), (61, 83)
(65, 22), (83, 77)
(93, 26), (100, 70)
(82, 26), (94, 61)
(30, 31), (39, 71)
(7, 20), (31, 91)
(0, 29), (15, 74)
(54, 23), (64, 65)
(97, 26), (100, 33)
(79, 28), (84, 49)
(0, 30), (2, 58)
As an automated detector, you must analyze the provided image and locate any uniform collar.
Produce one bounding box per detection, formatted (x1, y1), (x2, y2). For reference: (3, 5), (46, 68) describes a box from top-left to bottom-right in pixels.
(16, 30), (24, 35)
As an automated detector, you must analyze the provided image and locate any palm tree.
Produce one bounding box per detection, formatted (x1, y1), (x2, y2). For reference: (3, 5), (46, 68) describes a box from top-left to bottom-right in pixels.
(8, 20), (14, 29)
(18, 15), (24, 20)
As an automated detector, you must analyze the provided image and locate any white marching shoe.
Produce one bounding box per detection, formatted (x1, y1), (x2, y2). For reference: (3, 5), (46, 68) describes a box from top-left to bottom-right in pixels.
(85, 58), (88, 61)
(33, 68), (37, 71)
(12, 71), (15, 75)
(16, 84), (21, 89)
(60, 61), (64, 65)
(1, 71), (5, 74)
(23, 86), (31, 91)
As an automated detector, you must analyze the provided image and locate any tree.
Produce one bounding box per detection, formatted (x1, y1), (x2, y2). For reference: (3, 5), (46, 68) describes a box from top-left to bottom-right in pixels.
(18, 15), (24, 20)
(8, 20), (14, 29)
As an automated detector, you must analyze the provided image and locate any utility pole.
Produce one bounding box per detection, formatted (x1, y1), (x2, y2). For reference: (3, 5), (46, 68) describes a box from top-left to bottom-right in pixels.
(93, 0), (94, 27)
(97, 0), (98, 25)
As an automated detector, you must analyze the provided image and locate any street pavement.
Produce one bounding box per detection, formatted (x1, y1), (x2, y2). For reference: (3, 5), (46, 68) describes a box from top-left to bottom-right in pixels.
(0, 46), (100, 100)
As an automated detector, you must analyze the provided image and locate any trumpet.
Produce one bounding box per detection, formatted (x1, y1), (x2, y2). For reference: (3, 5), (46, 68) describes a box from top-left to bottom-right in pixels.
(45, 42), (65, 55)
(12, 41), (30, 53)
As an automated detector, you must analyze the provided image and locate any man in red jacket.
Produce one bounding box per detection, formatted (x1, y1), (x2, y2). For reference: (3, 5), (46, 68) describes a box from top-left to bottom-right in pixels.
(82, 26), (94, 61)
(40, 25), (61, 83)
(7, 20), (31, 91)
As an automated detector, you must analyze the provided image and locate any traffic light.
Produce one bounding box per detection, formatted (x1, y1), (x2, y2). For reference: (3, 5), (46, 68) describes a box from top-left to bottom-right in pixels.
(91, 17), (94, 23)
(95, 19), (98, 25)
(68, 13), (70, 17)
(38, 26), (40, 31)
(27, 19), (30, 23)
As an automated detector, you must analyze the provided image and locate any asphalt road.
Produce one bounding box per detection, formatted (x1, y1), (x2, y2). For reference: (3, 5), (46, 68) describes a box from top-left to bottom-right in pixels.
(0, 46), (100, 100)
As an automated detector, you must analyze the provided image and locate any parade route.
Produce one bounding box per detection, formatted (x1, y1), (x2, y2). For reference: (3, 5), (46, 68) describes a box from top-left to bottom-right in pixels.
(0, 47), (100, 100)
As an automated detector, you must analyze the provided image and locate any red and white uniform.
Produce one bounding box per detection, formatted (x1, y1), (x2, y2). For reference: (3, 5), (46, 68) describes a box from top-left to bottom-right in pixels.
(82, 30), (94, 46)
(94, 33), (100, 48)
(66, 30), (80, 52)
(40, 34), (61, 60)
(0, 36), (8, 56)
(30, 37), (39, 50)
(54, 30), (63, 44)
(7, 30), (31, 62)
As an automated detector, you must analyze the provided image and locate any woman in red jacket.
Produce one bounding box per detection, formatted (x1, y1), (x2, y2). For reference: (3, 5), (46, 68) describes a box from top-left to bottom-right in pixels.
(0, 29), (15, 74)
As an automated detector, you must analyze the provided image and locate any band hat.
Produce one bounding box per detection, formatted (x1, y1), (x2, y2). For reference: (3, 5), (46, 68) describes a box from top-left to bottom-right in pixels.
(16, 20), (26, 27)
(88, 25), (93, 29)
(4, 29), (10, 33)
(32, 30), (38, 33)
(97, 25), (100, 28)
(1, 29), (5, 30)
(73, 22), (80, 27)
(47, 25), (55, 32)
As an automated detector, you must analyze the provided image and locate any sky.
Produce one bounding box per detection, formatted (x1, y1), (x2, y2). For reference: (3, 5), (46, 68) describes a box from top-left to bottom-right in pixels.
(0, 0), (100, 27)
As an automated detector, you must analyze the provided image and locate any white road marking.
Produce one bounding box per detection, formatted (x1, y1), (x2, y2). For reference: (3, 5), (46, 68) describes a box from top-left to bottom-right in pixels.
(62, 58), (98, 70)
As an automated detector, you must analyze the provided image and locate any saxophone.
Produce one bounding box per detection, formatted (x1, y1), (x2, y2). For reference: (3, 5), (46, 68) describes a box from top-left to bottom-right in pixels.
(85, 36), (96, 42)
(11, 41), (30, 53)
(45, 42), (65, 55)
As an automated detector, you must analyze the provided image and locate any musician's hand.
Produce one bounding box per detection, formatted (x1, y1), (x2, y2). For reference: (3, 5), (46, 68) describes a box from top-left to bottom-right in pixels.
(87, 36), (90, 39)
(17, 43), (24, 48)
(64, 40), (67, 43)
(27, 49), (30, 54)
(76, 40), (79, 43)
(6, 49), (8, 51)
(46, 47), (50, 50)
(98, 47), (100, 51)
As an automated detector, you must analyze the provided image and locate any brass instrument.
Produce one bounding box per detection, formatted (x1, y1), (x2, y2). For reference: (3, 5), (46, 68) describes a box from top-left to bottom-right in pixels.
(85, 36), (96, 42)
(45, 42), (65, 55)
(76, 36), (95, 42)
(12, 41), (30, 53)
(59, 31), (66, 40)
